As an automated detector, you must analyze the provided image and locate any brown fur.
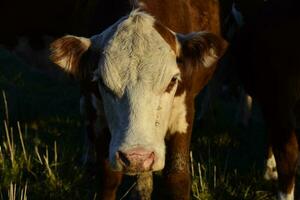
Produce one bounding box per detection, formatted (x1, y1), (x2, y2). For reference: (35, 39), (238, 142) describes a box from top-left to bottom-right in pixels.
(154, 21), (177, 53)
(163, 132), (192, 199)
(139, 0), (220, 34)
(137, 1), (226, 199)
(50, 37), (88, 79)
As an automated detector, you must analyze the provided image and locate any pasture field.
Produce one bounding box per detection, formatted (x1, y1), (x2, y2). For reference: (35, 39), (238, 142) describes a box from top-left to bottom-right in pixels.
(0, 47), (294, 199)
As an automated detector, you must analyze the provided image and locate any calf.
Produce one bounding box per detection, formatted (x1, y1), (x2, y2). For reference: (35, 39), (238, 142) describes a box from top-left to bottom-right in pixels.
(50, 0), (227, 199)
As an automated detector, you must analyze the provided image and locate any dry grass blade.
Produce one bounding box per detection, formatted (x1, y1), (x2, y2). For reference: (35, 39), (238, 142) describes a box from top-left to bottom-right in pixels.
(93, 193), (97, 200)
(214, 165), (216, 189)
(2, 90), (9, 125)
(198, 162), (203, 192)
(190, 151), (195, 177)
(54, 141), (58, 171)
(119, 182), (137, 200)
(17, 122), (28, 163)
(43, 154), (56, 182)
(0, 146), (3, 168)
(4, 121), (15, 167)
(8, 183), (16, 200)
(24, 182), (28, 200)
(20, 182), (28, 200)
(34, 146), (43, 164)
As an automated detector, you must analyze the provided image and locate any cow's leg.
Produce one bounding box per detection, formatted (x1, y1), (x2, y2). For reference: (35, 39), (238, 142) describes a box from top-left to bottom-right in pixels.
(163, 133), (191, 200)
(263, 106), (298, 200)
(273, 129), (298, 200)
(264, 145), (278, 181)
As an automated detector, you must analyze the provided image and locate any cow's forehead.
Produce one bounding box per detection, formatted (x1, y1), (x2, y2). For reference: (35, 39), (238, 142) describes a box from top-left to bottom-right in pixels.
(92, 10), (179, 97)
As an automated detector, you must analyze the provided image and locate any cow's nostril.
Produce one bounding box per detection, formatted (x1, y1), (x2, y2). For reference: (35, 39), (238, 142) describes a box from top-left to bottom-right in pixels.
(117, 151), (131, 167)
(116, 148), (155, 172)
(143, 152), (155, 169)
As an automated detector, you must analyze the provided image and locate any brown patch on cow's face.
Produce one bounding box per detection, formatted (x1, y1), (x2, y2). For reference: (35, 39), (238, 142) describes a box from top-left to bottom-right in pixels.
(154, 21), (177, 54)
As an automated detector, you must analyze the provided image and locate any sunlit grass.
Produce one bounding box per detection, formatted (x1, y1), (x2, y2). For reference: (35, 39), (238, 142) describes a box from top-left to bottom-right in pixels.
(0, 88), (280, 200)
(190, 148), (277, 200)
(0, 89), (93, 199)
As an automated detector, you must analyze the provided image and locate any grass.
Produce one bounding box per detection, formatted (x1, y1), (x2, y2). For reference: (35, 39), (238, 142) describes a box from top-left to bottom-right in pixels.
(0, 97), (87, 199)
(189, 93), (279, 200)
(0, 47), (295, 199)
(0, 48), (93, 199)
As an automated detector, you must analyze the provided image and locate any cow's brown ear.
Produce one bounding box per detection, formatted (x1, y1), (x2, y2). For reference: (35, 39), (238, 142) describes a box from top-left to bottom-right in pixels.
(178, 32), (228, 68)
(50, 35), (92, 79)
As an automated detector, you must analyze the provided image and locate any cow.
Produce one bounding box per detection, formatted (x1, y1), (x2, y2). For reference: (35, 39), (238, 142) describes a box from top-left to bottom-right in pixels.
(49, 0), (227, 199)
(231, 0), (300, 199)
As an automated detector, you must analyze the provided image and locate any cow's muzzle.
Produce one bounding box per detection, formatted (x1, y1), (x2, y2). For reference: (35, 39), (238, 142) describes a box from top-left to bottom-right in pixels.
(116, 148), (155, 174)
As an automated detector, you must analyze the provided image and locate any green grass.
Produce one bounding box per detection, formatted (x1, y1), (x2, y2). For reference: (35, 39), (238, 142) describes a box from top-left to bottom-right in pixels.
(189, 94), (278, 200)
(0, 47), (294, 199)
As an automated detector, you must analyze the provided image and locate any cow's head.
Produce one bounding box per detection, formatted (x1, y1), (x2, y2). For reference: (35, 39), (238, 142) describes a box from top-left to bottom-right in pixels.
(50, 11), (226, 175)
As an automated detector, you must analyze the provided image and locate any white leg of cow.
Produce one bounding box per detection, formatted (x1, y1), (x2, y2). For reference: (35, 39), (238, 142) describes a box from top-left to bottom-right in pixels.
(278, 185), (294, 200)
(264, 153), (278, 181)
(261, 104), (298, 200)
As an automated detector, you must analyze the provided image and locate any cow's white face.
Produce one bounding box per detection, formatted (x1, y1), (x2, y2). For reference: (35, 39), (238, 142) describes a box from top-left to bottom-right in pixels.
(50, 10), (226, 175)
(92, 12), (180, 173)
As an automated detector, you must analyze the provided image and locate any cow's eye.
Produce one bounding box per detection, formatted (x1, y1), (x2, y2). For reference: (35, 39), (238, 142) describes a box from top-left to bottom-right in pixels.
(165, 74), (180, 93)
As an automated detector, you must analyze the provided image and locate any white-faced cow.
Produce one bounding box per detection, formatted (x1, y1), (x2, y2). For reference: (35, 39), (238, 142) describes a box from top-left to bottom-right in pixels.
(50, 0), (227, 199)
(231, 0), (300, 199)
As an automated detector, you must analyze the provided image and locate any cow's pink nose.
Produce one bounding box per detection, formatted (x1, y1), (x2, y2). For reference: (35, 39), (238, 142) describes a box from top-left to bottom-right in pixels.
(116, 148), (155, 173)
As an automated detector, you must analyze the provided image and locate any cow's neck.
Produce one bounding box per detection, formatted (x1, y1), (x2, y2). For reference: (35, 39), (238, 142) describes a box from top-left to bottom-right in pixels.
(135, 0), (221, 34)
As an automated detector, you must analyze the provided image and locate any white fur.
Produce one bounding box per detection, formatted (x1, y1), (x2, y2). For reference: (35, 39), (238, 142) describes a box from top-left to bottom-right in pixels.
(278, 186), (294, 200)
(203, 48), (218, 68)
(90, 11), (180, 172)
(168, 92), (188, 134)
(264, 154), (278, 180)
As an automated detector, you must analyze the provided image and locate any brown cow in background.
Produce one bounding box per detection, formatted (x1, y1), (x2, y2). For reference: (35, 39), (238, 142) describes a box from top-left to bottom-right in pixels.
(231, 0), (300, 199)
